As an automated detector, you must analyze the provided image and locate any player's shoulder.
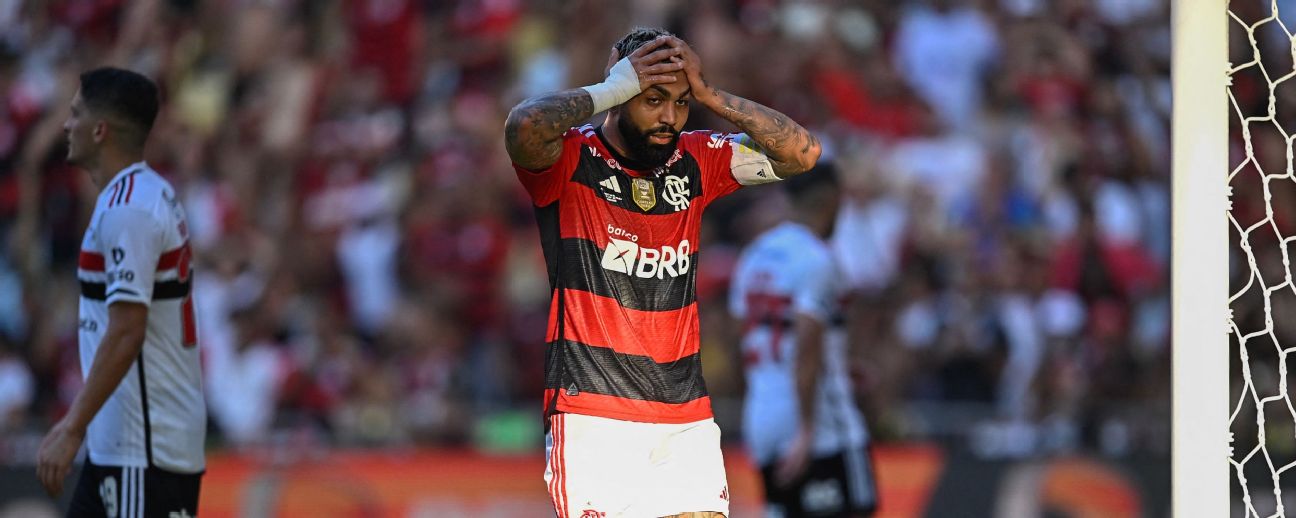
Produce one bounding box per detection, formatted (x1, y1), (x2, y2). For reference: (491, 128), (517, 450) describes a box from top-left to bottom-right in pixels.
(98, 167), (176, 221)
(798, 230), (834, 261)
(679, 130), (737, 150)
(776, 225), (833, 265)
(124, 168), (178, 207)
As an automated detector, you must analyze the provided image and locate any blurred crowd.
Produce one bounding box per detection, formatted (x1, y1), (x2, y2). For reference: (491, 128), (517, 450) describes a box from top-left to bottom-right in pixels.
(0, 0), (1173, 459)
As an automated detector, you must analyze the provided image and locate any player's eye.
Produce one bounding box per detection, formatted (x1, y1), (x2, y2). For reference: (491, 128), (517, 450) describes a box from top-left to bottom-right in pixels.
(647, 97), (662, 105)
(676, 99), (689, 107)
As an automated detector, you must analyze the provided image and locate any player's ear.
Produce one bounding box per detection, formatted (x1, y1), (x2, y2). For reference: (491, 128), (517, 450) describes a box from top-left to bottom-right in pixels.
(605, 46), (618, 76)
(92, 120), (108, 144)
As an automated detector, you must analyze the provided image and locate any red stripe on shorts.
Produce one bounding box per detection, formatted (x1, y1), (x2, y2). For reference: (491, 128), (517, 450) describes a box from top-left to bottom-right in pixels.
(558, 414), (567, 517)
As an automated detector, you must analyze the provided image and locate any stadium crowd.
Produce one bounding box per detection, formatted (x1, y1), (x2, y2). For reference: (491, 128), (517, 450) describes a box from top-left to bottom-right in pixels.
(0, 0), (1172, 459)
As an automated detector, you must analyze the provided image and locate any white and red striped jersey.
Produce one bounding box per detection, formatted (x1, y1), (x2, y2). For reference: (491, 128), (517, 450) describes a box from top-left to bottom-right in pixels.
(77, 162), (205, 474)
(729, 222), (868, 466)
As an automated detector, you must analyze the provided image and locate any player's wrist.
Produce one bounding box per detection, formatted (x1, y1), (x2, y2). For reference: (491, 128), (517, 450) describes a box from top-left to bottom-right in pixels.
(582, 57), (641, 114)
(693, 81), (724, 110)
(54, 416), (87, 437)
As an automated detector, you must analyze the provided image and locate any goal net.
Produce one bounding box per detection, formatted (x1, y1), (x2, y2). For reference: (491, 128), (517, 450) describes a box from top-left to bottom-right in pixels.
(1228, 1), (1296, 516)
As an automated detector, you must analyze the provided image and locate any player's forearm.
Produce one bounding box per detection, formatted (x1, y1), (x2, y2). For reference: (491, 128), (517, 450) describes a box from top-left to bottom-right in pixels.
(699, 88), (821, 177)
(64, 324), (146, 432)
(794, 314), (826, 427)
(504, 89), (595, 170)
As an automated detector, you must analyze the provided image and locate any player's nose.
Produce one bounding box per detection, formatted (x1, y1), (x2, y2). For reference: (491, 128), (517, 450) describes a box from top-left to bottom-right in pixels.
(660, 107), (676, 126)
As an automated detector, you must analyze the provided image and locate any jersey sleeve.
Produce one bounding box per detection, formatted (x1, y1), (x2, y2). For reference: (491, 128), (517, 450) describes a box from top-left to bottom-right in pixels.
(95, 206), (165, 307)
(792, 250), (837, 323)
(513, 127), (586, 207)
(728, 257), (750, 319)
(681, 131), (780, 205)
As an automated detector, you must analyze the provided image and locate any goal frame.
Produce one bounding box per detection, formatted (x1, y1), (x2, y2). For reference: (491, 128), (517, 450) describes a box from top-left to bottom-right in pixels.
(1172, 0), (1229, 515)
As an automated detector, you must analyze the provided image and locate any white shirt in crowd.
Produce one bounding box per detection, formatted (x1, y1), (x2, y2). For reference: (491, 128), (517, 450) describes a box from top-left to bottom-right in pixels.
(894, 4), (999, 131)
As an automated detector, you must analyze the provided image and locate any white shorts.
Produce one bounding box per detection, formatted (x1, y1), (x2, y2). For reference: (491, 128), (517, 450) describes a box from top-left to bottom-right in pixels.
(544, 413), (730, 517)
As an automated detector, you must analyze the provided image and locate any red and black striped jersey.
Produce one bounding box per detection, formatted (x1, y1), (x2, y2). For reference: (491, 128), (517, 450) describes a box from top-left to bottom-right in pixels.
(514, 124), (781, 424)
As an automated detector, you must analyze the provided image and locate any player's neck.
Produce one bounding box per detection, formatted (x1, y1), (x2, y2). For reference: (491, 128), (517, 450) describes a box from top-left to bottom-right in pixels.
(87, 150), (143, 190)
(794, 213), (832, 239)
(600, 114), (635, 162)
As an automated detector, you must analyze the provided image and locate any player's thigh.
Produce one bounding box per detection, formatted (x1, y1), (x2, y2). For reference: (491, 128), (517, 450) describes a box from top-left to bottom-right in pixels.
(644, 419), (729, 517)
(545, 413), (645, 517)
(142, 466), (202, 517)
(66, 462), (117, 518)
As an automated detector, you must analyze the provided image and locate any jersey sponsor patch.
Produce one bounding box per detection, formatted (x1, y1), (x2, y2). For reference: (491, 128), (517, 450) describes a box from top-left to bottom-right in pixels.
(600, 238), (690, 279)
(631, 177), (656, 211)
(598, 177), (623, 202)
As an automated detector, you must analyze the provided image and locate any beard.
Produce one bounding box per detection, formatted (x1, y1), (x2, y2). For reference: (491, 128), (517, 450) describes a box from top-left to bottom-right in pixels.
(617, 114), (678, 170)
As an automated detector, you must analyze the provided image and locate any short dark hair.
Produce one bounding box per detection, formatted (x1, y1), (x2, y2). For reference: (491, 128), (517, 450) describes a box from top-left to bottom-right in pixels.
(79, 67), (160, 148)
(784, 163), (839, 206)
(614, 27), (676, 60)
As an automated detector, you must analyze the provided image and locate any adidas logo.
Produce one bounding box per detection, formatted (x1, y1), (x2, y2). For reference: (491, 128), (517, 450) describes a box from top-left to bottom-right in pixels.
(599, 177), (621, 193)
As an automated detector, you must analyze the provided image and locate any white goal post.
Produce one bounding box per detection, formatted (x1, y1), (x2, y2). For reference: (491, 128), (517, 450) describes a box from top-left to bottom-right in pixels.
(1172, 0), (1228, 516)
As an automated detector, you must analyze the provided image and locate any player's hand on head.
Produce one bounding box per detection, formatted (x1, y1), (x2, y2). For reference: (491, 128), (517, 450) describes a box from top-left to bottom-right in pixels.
(628, 35), (685, 90)
(663, 36), (708, 93)
(36, 419), (85, 497)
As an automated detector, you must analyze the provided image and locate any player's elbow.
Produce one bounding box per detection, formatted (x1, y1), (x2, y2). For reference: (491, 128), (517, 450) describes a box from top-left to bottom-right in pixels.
(799, 140), (822, 173)
(783, 141), (821, 177)
(504, 104), (531, 150)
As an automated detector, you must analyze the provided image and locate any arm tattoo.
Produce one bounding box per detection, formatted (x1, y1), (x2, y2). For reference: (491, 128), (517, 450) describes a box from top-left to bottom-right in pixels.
(710, 88), (820, 176)
(504, 89), (595, 171)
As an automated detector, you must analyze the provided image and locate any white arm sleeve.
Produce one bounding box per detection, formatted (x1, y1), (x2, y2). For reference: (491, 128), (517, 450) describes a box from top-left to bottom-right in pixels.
(96, 207), (164, 306)
(727, 133), (779, 186)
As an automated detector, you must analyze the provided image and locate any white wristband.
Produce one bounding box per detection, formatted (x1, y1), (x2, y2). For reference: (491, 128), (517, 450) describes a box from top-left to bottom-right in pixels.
(582, 57), (642, 113)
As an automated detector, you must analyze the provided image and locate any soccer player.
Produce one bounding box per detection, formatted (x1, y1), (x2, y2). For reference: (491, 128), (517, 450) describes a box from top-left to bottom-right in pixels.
(504, 27), (821, 518)
(729, 166), (877, 518)
(37, 68), (205, 517)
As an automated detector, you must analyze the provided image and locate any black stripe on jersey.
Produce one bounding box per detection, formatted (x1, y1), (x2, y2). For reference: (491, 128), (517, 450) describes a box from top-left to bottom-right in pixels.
(80, 280), (191, 301)
(135, 354), (155, 467)
(535, 202), (562, 291)
(545, 339), (708, 404)
(570, 148), (706, 216)
(559, 238), (696, 312)
(113, 174), (128, 206)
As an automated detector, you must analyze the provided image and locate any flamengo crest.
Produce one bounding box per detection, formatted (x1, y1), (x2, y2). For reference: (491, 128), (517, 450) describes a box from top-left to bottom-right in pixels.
(663, 175), (690, 211)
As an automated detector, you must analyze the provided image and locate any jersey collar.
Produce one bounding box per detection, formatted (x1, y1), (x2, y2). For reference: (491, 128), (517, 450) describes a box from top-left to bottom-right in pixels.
(593, 126), (670, 177)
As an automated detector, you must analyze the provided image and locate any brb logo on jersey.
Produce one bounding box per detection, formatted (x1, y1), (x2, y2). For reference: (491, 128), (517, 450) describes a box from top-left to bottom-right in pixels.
(601, 226), (690, 279)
